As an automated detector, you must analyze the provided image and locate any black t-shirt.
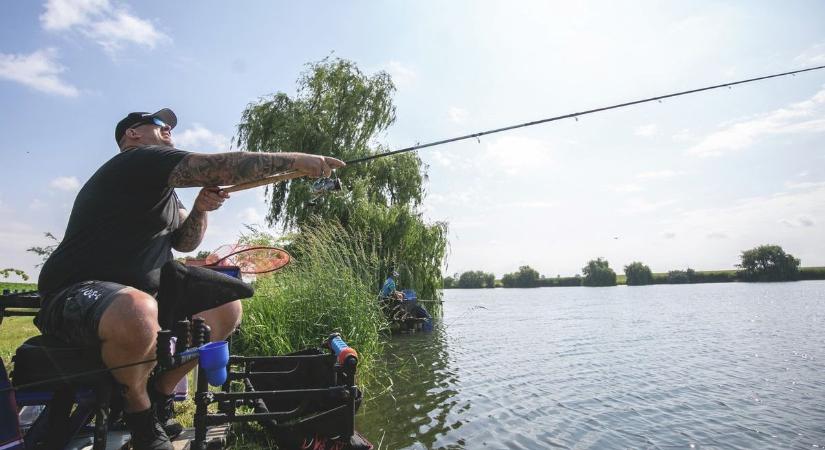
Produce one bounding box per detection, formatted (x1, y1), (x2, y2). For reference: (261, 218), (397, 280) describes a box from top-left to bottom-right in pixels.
(38, 145), (189, 296)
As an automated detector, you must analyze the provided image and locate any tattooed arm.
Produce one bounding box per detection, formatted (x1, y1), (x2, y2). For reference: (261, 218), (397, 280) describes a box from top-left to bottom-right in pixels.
(171, 187), (227, 252)
(172, 208), (206, 252)
(168, 152), (343, 251)
(167, 152), (345, 187)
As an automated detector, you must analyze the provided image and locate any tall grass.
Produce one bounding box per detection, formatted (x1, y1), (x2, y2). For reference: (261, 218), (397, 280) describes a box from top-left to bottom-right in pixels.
(234, 222), (389, 384)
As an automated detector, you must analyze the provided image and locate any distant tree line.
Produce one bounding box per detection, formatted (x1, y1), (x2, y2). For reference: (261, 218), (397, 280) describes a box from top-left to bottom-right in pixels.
(443, 270), (496, 289)
(443, 244), (823, 289)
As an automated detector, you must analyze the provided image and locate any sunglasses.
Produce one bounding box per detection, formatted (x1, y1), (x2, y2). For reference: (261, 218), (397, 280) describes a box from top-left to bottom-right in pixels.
(130, 117), (169, 130)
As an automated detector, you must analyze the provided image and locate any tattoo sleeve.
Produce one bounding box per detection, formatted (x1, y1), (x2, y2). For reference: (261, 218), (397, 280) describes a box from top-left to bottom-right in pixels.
(172, 208), (207, 252)
(168, 152), (296, 187)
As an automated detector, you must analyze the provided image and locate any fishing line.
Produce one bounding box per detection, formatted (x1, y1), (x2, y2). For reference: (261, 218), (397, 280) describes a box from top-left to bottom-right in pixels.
(443, 305), (488, 328)
(343, 64), (825, 166)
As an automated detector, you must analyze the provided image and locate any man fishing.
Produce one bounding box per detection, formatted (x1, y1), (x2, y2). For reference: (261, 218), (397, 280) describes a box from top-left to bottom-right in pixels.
(35, 108), (344, 449)
(380, 269), (404, 300)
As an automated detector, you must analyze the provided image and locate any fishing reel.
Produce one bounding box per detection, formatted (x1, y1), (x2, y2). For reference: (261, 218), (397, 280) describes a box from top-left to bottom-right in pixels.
(308, 176), (342, 206)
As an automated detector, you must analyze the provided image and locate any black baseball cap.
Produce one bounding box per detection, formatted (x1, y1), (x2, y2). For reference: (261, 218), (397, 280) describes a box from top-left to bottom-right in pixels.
(115, 108), (177, 144)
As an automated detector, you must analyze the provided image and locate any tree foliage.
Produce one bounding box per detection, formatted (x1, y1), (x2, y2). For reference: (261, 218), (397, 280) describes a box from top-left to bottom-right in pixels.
(457, 270), (496, 289)
(667, 270), (691, 284)
(624, 261), (653, 286)
(235, 58), (447, 301)
(236, 57), (419, 228)
(582, 258), (617, 287)
(27, 232), (60, 268)
(442, 275), (457, 289)
(501, 266), (540, 288)
(1, 268), (29, 281)
(737, 244), (800, 282)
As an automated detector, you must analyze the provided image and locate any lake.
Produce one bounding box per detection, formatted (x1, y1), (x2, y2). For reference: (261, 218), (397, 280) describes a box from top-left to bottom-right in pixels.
(357, 281), (825, 449)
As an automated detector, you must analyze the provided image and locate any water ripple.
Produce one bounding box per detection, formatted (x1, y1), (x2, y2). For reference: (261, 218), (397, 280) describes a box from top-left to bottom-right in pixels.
(359, 281), (825, 449)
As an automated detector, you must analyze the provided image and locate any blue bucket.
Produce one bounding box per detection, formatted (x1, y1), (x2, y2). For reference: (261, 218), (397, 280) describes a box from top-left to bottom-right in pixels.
(198, 341), (229, 386)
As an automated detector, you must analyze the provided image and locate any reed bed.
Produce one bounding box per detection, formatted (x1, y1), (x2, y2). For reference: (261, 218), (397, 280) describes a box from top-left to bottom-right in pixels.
(234, 222), (389, 383)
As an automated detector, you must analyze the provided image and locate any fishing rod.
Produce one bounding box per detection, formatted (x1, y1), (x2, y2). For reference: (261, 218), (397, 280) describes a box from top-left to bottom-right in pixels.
(224, 64), (825, 194)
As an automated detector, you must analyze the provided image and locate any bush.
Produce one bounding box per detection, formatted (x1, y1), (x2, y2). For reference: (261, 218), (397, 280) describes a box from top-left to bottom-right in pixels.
(457, 270), (496, 288)
(737, 244), (800, 282)
(689, 270), (736, 283)
(442, 275), (457, 289)
(624, 261), (653, 286)
(501, 266), (541, 288)
(667, 270), (691, 284)
(799, 267), (825, 280)
(582, 258), (617, 287)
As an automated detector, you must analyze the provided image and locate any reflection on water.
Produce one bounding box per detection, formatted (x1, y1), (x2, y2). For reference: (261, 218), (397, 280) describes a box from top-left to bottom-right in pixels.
(358, 325), (461, 449)
(357, 281), (825, 449)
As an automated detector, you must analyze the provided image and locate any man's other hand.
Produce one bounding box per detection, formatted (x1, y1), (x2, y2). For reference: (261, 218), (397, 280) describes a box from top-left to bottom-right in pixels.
(292, 154), (346, 178)
(193, 187), (229, 213)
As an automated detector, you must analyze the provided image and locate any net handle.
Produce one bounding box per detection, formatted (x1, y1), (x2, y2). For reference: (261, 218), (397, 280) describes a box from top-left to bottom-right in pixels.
(222, 170), (303, 193)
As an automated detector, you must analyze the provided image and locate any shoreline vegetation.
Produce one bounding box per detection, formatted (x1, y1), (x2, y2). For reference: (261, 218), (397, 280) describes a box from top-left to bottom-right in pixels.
(443, 267), (825, 289)
(443, 245), (824, 289)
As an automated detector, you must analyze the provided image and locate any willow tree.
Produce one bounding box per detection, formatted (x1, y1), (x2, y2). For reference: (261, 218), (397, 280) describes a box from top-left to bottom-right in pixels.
(235, 58), (447, 300)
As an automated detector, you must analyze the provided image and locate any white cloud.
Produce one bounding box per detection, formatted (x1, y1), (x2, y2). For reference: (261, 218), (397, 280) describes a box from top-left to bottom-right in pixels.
(448, 107), (469, 124)
(89, 11), (167, 52)
(40, 0), (108, 30)
(784, 180), (825, 190)
(706, 232), (728, 239)
(662, 232), (676, 239)
(41, 0), (167, 52)
(665, 183), (825, 247)
(672, 128), (692, 142)
(429, 189), (478, 206)
(482, 136), (553, 175)
(795, 42), (825, 66)
(611, 184), (643, 193)
(174, 124), (230, 152)
(50, 176), (81, 192)
(780, 215), (815, 228)
(28, 199), (48, 211)
(238, 207), (263, 224)
(505, 201), (557, 209)
(622, 198), (677, 214)
(634, 124), (658, 137)
(430, 149), (453, 168)
(688, 86), (825, 157)
(383, 61), (417, 87)
(637, 170), (681, 180)
(0, 49), (79, 97)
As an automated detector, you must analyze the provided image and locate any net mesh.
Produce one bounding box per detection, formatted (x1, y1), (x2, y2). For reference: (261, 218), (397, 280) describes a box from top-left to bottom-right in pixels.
(199, 244), (291, 274)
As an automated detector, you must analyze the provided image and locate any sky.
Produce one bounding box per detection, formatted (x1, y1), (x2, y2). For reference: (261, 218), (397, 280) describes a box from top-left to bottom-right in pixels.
(1, 1), (824, 282)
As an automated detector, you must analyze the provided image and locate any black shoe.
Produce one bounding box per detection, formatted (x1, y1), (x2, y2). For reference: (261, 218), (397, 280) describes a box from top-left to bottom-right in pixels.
(149, 385), (184, 438)
(123, 408), (173, 450)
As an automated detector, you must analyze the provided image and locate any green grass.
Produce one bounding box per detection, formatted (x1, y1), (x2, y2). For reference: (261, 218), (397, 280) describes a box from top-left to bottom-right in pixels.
(1, 282), (38, 371)
(1, 317), (40, 372)
(0, 282), (36, 293)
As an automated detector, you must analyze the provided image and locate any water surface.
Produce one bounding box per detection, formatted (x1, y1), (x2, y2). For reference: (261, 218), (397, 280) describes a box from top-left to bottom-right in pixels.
(358, 281), (825, 449)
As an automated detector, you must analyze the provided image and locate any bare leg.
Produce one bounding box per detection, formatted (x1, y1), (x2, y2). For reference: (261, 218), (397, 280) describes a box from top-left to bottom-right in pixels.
(98, 288), (160, 413)
(154, 300), (243, 394)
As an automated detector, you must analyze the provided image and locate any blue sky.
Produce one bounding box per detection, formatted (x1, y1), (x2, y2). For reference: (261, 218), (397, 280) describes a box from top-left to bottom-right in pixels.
(1, 1), (824, 282)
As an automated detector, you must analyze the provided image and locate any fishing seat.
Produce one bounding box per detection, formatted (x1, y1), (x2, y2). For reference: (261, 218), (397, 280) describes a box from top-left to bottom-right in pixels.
(2, 260), (255, 449)
(10, 333), (117, 450)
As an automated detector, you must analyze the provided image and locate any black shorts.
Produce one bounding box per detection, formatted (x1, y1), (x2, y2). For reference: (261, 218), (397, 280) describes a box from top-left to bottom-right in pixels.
(35, 281), (127, 347)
